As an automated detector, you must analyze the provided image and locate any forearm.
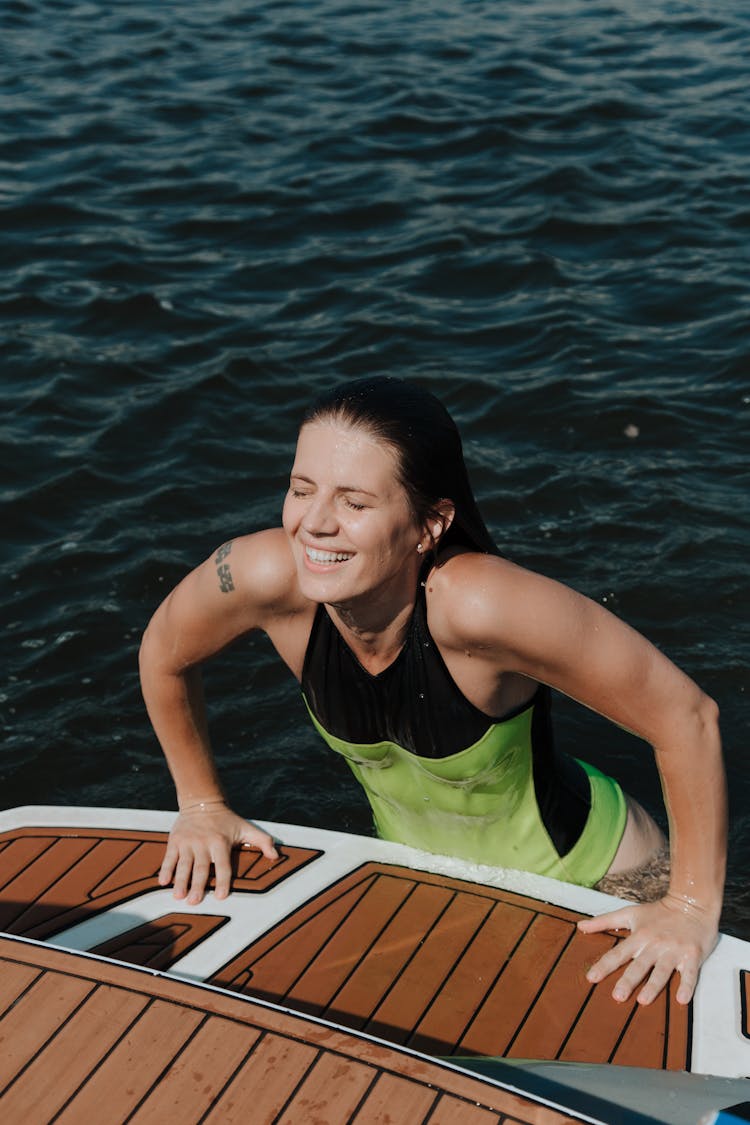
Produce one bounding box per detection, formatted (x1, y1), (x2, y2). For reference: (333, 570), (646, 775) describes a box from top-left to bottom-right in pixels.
(656, 695), (727, 922)
(139, 638), (226, 808)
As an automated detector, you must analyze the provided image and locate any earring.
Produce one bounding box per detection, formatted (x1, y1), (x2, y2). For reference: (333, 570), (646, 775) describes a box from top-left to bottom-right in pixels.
(416, 543), (424, 554)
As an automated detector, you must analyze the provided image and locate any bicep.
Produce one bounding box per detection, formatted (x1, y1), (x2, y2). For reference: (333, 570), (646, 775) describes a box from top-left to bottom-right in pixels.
(441, 557), (707, 749)
(499, 571), (705, 747)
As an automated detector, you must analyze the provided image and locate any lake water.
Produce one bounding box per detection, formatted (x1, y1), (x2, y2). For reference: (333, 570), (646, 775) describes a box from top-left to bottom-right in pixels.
(2, 0), (749, 935)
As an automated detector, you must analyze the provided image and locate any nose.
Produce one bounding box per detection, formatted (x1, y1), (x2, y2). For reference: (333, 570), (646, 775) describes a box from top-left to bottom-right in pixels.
(302, 492), (338, 537)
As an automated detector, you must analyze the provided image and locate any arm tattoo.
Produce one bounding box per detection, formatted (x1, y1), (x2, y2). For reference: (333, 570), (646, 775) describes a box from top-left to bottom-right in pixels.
(214, 540), (235, 593)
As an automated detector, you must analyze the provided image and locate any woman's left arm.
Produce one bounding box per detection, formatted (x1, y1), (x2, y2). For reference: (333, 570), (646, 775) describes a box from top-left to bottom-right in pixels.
(441, 555), (727, 1005)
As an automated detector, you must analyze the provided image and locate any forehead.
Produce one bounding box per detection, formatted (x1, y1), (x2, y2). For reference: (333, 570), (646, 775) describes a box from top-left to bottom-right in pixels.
(293, 420), (401, 489)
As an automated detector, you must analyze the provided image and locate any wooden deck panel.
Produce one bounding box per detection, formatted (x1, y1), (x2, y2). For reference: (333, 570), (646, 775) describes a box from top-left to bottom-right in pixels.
(275, 1050), (377, 1123)
(288, 873), (417, 1016)
(213, 862), (691, 1070)
(53, 1000), (226, 1125)
(408, 899), (535, 1056)
(428, 1098), (501, 1125)
(0, 936), (588, 1125)
(0, 827), (321, 940)
(362, 889), (494, 1045)
(0, 982), (151, 1121)
(0, 825), (693, 1075)
(351, 1071), (439, 1123)
(91, 912), (229, 970)
(201, 1032), (319, 1125)
(125, 1018), (261, 1125)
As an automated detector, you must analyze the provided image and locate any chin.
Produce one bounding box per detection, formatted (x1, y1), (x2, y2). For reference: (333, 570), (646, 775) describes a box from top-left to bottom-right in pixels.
(297, 563), (359, 604)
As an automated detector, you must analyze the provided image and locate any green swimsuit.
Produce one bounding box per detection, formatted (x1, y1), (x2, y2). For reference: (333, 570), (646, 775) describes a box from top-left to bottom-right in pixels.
(301, 587), (627, 886)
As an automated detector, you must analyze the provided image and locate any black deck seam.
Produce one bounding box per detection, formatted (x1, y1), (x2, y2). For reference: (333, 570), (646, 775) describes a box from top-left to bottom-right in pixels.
(0, 970), (99, 1099)
(48, 995), (157, 1122)
(213, 869), (378, 993)
(0, 961), (44, 1022)
(270, 1045), (325, 1123)
(607, 997), (643, 1064)
(195, 1028), (271, 1125)
(553, 978), (603, 1061)
(452, 904), (539, 1054)
(92, 912), (231, 971)
(503, 919), (578, 1057)
(321, 875), (423, 1018)
(345, 1064), (384, 1122)
(0, 835), (59, 893)
(233, 846), (324, 893)
(121, 1011), (211, 1123)
(86, 838), (148, 898)
(267, 871), (381, 999)
(401, 895), (501, 1050)
(361, 886), (462, 1029)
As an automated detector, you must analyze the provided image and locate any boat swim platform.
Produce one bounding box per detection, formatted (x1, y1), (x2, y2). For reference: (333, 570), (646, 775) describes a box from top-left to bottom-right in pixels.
(0, 808), (748, 1084)
(1, 932), (620, 1125)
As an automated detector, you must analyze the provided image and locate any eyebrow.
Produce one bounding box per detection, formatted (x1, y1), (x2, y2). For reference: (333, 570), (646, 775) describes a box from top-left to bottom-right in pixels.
(290, 474), (379, 498)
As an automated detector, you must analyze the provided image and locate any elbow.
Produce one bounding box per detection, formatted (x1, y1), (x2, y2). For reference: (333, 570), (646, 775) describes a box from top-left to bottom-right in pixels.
(138, 616), (167, 680)
(698, 691), (719, 727)
(138, 623), (156, 681)
(695, 691), (721, 750)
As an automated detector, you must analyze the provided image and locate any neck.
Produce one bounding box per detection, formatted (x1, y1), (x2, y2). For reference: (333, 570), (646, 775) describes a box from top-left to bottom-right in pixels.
(326, 568), (422, 663)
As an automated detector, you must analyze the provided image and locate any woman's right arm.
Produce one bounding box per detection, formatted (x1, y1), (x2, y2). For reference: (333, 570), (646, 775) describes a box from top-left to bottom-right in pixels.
(138, 530), (297, 903)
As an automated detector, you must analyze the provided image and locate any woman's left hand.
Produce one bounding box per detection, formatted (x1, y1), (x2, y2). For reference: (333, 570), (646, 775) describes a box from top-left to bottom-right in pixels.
(577, 895), (719, 1005)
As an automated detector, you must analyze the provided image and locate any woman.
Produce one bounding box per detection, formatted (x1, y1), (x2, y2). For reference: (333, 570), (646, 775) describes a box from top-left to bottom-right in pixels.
(139, 376), (726, 1007)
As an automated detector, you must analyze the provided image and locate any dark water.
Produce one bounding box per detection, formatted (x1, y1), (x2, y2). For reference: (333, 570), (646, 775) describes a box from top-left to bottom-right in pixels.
(2, 2), (748, 933)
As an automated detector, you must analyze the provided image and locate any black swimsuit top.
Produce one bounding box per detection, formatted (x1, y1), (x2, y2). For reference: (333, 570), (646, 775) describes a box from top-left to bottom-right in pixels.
(301, 578), (593, 855)
(302, 586), (501, 759)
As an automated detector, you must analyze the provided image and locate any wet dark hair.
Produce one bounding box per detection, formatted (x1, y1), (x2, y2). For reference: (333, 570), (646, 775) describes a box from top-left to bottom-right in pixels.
(302, 376), (498, 557)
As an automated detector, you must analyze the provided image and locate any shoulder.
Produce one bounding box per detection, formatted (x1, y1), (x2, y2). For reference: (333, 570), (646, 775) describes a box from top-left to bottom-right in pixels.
(148, 528), (307, 653)
(223, 529), (301, 610)
(199, 529), (318, 631)
(425, 550), (591, 656)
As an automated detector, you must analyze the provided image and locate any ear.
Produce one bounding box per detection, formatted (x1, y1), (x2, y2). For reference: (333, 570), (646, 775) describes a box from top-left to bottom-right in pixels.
(423, 499), (455, 549)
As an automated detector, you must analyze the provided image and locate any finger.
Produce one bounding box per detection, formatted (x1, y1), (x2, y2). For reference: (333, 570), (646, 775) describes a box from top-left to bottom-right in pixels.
(636, 959), (675, 1006)
(675, 959), (699, 1005)
(609, 953), (655, 1003)
(578, 908), (633, 935)
(172, 852), (194, 900)
(240, 825), (279, 861)
(187, 859), (211, 905)
(159, 842), (179, 887)
(585, 934), (640, 985)
(212, 846), (233, 901)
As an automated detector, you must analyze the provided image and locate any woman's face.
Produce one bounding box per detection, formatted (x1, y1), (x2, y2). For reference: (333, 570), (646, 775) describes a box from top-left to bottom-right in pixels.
(282, 419), (425, 607)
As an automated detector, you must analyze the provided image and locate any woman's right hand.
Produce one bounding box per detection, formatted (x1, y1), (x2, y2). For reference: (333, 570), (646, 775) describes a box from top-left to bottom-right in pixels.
(158, 801), (279, 905)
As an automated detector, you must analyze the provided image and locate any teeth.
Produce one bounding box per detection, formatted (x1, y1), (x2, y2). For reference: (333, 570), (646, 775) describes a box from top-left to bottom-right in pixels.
(306, 547), (353, 564)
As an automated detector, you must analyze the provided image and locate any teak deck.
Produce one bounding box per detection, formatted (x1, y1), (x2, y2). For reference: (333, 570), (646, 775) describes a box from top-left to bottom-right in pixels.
(0, 935), (590, 1124)
(0, 825), (690, 1073)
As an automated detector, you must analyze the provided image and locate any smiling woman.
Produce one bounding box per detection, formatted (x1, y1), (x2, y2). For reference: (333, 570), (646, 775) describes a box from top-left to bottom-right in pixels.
(139, 376), (726, 1009)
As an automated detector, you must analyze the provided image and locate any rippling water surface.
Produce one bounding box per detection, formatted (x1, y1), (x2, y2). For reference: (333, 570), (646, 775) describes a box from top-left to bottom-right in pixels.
(2, 1), (749, 933)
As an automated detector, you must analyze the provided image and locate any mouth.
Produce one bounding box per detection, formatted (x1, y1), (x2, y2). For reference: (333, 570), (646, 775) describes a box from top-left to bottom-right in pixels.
(304, 545), (354, 566)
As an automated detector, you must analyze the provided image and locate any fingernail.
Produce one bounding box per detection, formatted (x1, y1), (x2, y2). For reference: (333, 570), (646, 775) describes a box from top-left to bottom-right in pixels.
(613, 988), (627, 1002)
